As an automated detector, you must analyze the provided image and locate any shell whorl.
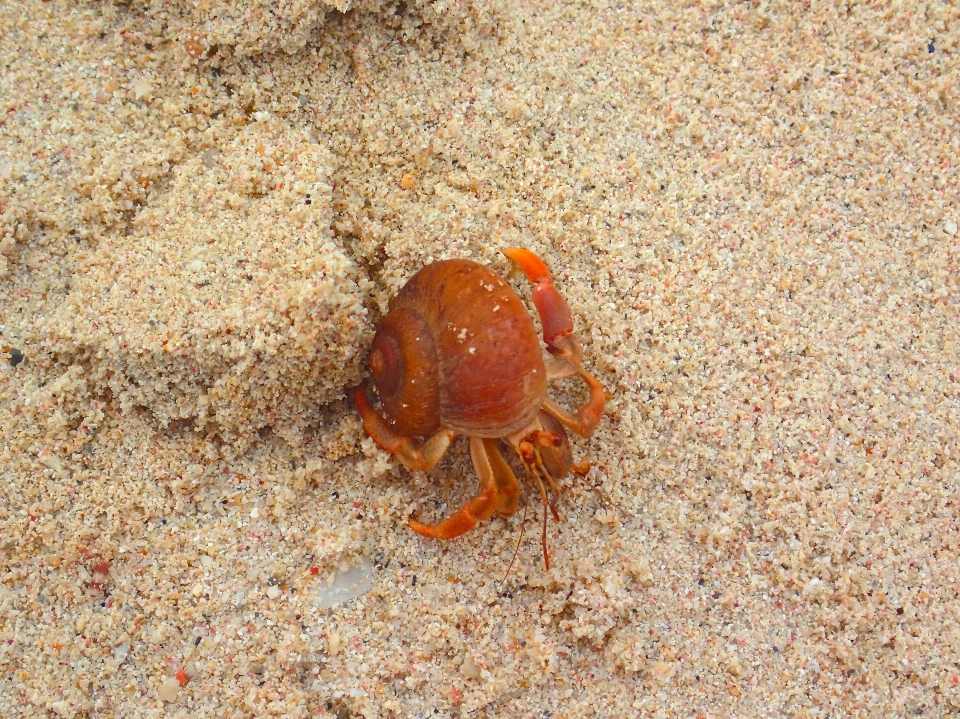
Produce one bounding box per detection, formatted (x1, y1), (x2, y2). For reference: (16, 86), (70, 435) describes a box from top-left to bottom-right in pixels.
(371, 259), (547, 439)
(369, 306), (441, 438)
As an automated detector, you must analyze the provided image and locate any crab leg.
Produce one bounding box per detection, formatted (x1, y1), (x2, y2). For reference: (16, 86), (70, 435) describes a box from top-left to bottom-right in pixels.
(353, 385), (454, 471)
(504, 248), (606, 437)
(410, 436), (511, 540)
(541, 368), (606, 439)
(483, 439), (521, 517)
(503, 247), (583, 374)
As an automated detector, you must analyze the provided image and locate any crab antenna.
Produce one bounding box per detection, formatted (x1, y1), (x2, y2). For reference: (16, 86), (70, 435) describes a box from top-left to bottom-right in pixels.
(534, 446), (562, 523)
(530, 466), (551, 571)
(501, 500), (529, 591)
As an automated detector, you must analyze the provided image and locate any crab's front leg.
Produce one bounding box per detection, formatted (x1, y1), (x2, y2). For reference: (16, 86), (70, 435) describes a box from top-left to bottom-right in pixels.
(503, 248), (606, 438)
(503, 247), (582, 375)
(353, 385), (454, 471)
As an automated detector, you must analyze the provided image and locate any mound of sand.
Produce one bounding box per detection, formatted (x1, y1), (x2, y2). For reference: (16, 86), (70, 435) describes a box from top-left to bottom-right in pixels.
(42, 116), (368, 448)
(124, 0), (504, 57)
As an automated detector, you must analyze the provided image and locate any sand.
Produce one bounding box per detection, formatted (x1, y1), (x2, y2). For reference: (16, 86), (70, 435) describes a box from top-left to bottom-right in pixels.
(1, 0), (959, 716)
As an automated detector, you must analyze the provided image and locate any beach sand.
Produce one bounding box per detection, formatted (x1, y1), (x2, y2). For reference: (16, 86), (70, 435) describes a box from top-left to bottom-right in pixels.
(1, 0), (959, 716)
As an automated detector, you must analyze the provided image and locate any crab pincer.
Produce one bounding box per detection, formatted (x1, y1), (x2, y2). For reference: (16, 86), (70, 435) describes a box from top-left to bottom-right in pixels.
(502, 247), (581, 367)
(503, 248), (605, 439)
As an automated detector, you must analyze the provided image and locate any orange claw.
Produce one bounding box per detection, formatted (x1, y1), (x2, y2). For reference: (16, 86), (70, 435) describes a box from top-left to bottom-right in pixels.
(503, 248), (576, 358)
(503, 249), (604, 438)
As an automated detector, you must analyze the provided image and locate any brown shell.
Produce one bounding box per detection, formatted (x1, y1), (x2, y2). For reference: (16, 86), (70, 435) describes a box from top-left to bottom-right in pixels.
(368, 306), (441, 437)
(369, 258), (547, 438)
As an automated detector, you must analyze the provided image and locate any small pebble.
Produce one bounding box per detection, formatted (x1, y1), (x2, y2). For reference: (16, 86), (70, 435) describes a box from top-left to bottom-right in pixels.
(184, 39), (204, 59)
(315, 557), (373, 610)
(327, 633), (341, 656)
(461, 657), (481, 680)
(158, 677), (180, 702)
(133, 81), (152, 100)
(266, 585), (281, 600)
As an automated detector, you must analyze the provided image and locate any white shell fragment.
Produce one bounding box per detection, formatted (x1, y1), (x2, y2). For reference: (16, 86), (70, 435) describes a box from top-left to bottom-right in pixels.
(315, 557), (373, 611)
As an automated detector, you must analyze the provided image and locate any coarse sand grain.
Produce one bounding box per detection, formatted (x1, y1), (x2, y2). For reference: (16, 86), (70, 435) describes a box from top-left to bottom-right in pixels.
(1, 0), (959, 717)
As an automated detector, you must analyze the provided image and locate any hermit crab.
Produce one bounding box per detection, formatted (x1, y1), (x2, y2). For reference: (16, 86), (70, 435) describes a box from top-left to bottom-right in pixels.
(352, 248), (605, 567)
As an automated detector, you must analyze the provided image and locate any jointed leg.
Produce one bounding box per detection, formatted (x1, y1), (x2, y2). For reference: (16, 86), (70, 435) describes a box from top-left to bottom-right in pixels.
(482, 439), (521, 517)
(541, 368), (606, 439)
(353, 385), (454, 471)
(545, 354), (579, 380)
(503, 247), (583, 370)
(409, 436), (504, 540)
(503, 248), (606, 435)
